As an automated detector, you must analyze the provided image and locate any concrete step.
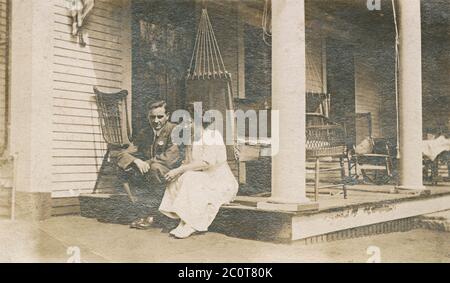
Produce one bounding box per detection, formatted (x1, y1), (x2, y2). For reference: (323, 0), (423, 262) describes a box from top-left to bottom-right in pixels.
(51, 197), (80, 217)
(417, 210), (450, 232)
(213, 204), (423, 243)
(214, 190), (450, 243)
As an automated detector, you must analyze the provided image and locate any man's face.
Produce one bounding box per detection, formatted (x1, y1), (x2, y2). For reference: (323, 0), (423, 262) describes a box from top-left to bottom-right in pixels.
(148, 107), (169, 131)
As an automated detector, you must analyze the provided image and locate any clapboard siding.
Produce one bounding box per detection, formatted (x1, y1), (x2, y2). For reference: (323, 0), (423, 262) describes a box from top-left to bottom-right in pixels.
(306, 31), (324, 93)
(355, 54), (382, 143)
(51, 0), (130, 198)
(0, 0), (8, 153)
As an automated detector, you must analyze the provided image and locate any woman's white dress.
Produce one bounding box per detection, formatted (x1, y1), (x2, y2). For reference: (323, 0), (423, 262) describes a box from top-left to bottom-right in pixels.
(159, 128), (238, 232)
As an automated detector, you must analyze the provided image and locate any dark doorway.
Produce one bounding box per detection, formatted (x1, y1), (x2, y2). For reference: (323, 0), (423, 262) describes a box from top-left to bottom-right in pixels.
(131, 0), (196, 135)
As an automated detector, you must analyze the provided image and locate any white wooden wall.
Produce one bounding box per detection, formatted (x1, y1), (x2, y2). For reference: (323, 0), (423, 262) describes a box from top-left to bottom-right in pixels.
(355, 54), (382, 142)
(306, 31), (324, 93)
(51, 0), (131, 198)
(0, 0), (8, 152)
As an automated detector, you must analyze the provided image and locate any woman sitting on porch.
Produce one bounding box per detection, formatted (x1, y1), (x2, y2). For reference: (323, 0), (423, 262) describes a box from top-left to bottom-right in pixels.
(159, 116), (239, 239)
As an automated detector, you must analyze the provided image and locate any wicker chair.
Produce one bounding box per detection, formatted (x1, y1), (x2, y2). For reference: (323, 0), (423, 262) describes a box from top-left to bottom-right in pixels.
(423, 147), (450, 186)
(93, 87), (134, 201)
(306, 115), (348, 201)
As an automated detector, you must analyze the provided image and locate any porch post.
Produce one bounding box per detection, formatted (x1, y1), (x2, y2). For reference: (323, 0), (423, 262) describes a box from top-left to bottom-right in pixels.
(396, 0), (427, 193)
(258, 0), (318, 211)
(9, 0), (54, 219)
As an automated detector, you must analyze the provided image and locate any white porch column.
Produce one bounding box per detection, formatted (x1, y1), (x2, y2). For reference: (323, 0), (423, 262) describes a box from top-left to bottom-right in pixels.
(396, 0), (426, 192)
(9, 0), (54, 219)
(258, 0), (318, 211)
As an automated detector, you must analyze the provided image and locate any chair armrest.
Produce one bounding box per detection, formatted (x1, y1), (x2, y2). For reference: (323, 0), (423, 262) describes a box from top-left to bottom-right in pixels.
(359, 153), (390, 158)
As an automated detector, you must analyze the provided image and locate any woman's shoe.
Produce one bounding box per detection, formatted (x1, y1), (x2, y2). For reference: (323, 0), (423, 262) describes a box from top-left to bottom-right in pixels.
(173, 225), (197, 239)
(169, 221), (185, 236)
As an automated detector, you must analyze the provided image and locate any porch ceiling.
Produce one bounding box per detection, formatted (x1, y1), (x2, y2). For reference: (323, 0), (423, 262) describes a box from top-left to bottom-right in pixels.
(307, 0), (450, 31)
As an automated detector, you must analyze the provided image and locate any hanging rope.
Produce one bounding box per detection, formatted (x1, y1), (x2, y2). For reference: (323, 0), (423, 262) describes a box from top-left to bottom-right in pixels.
(262, 0), (272, 46)
(306, 50), (324, 93)
(392, 0), (401, 159)
(187, 8), (229, 80)
(305, 19), (329, 118)
(186, 6), (236, 161)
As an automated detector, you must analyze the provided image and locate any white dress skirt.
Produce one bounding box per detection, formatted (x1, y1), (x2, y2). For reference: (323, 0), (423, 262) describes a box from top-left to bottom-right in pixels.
(159, 128), (239, 232)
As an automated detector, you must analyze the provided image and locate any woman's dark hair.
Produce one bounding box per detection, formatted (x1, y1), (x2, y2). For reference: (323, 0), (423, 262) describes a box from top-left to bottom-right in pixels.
(186, 101), (210, 128)
(202, 112), (215, 129)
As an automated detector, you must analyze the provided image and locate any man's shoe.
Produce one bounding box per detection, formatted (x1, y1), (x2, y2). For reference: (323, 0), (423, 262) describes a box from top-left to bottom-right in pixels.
(130, 217), (154, 230)
(130, 218), (145, 229)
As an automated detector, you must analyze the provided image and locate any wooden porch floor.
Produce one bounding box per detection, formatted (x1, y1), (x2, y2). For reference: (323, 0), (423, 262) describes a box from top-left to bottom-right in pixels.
(231, 182), (450, 212)
(308, 183), (450, 212)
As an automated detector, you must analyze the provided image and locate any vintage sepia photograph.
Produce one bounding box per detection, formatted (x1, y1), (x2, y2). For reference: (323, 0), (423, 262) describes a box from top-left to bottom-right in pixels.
(0, 0), (449, 265)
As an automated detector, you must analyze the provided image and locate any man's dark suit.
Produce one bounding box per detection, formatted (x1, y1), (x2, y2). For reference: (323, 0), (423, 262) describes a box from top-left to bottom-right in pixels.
(115, 122), (183, 206)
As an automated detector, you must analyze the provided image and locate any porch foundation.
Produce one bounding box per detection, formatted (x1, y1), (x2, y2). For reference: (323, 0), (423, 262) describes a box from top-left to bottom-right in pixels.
(215, 188), (450, 242)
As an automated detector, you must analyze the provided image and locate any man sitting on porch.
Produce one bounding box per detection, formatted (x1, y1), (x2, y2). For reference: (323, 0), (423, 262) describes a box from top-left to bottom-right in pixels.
(116, 101), (183, 230)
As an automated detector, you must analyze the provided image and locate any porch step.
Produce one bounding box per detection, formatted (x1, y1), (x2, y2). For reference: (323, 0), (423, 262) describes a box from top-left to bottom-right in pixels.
(51, 197), (80, 217)
(213, 190), (450, 242)
(212, 204), (425, 243)
(416, 210), (450, 232)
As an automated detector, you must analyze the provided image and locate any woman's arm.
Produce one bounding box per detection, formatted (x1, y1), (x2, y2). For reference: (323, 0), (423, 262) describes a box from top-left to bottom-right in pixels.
(165, 130), (224, 182)
(179, 160), (211, 173)
(164, 160), (211, 183)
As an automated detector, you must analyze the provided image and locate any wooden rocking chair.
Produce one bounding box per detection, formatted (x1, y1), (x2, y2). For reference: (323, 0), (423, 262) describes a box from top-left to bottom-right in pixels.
(347, 113), (394, 185)
(93, 87), (135, 201)
(306, 115), (348, 201)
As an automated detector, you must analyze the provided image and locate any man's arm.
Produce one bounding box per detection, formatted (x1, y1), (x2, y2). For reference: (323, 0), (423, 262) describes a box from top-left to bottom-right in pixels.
(115, 129), (151, 170)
